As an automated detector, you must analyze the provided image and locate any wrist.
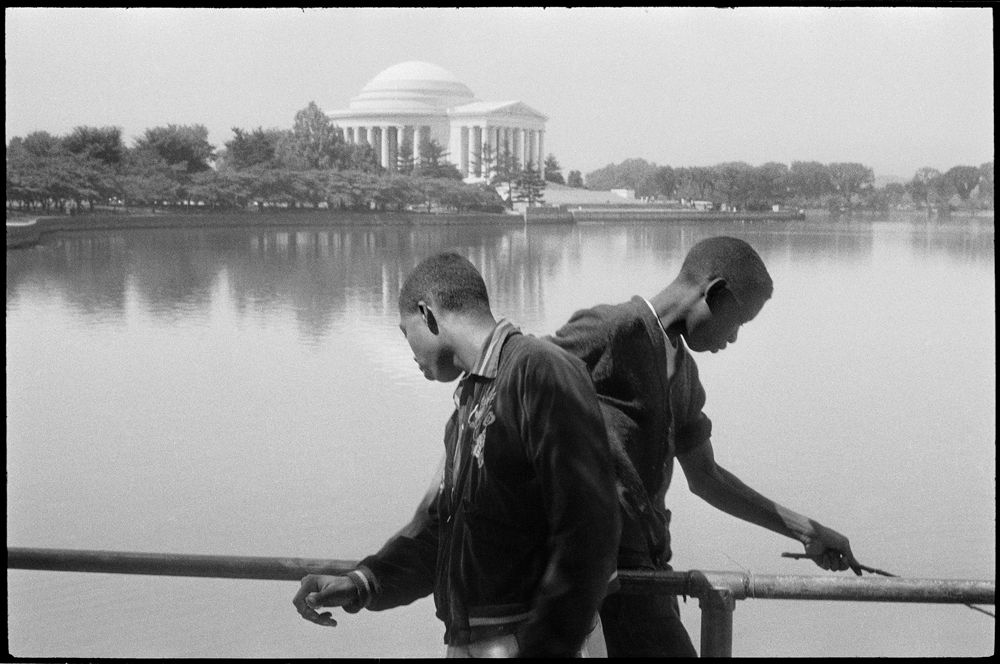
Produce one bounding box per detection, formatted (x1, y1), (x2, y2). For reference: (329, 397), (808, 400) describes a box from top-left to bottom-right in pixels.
(341, 568), (375, 613)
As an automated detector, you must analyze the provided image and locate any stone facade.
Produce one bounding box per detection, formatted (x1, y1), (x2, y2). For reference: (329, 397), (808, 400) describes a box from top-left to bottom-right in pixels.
(328, 61), (547, 181)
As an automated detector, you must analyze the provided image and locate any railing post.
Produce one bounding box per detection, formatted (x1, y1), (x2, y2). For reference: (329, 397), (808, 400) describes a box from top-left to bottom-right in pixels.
(699, 586), (735, 657)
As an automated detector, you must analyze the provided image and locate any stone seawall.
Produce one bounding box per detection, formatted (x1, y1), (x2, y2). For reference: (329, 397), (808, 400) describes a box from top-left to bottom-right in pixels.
(6, 218), (42, 248)
(6, 210), (526, 248)
(8, 207), (812, 249)
(567, 208), (806, 222)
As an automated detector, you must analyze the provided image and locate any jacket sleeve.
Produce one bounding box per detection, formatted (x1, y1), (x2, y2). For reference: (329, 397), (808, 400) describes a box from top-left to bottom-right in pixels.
(511, 344), (621, 657)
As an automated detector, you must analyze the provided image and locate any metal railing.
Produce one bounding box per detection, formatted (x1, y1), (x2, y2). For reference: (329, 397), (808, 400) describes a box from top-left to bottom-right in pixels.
(8, 546), (995, 657)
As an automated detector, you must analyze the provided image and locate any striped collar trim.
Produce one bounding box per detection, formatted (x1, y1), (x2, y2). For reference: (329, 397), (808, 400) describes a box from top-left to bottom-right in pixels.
(467, 318), (519, 379)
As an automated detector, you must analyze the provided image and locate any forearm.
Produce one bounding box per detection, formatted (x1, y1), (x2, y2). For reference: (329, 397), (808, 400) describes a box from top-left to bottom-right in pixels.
(691, 462), (815, 544)
(358, 533), (437, 611)
(681, 443), (857, 571)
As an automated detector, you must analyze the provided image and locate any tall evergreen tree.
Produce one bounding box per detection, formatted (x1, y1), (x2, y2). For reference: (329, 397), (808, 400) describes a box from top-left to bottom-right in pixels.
(279, 101), (347, 170)
(513, 161), (546, 207)
(490, 145), (522, 208)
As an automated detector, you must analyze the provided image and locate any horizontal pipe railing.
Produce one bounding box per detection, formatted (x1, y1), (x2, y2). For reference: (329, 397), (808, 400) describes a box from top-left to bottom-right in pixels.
(7, 546), (355, 580)
(617, 568), (996, 604)
(8, 547), (995, 657)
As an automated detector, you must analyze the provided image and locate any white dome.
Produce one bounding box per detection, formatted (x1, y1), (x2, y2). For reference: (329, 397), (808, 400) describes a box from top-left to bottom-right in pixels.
(348, 61), (476, 112)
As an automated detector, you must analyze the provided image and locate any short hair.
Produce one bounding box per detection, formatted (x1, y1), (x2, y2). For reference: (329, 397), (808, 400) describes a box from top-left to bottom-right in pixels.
(399, 252), (491, 315)
(679, 236), (774, 305)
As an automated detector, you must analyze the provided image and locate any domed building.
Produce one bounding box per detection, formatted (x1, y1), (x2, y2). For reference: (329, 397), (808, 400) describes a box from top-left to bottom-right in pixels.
(328, 61), (547, 180)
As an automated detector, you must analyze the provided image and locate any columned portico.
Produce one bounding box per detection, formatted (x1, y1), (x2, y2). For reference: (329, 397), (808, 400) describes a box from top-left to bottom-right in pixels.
(328, 61), (548, 182)
(338, 120), (547, 179)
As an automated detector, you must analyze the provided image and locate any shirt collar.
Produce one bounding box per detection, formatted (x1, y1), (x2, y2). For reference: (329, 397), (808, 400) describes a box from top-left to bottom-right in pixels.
(641, 296), (679, 350)
(640, 297), (665, 335)
(467, 318), (520, 379)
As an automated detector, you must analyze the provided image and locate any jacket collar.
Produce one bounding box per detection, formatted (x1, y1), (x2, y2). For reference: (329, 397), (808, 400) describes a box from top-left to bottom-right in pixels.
(467, 318), (520, 379)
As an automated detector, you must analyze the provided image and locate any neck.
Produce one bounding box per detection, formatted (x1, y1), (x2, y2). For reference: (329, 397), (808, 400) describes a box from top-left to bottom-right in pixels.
(443, 311), (499, 374)
(647, 280), (700, 339)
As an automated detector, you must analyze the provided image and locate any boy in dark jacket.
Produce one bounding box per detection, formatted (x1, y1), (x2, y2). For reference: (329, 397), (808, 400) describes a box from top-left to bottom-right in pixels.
(548, 236), (860, 657)
(293, 252), (621, 657)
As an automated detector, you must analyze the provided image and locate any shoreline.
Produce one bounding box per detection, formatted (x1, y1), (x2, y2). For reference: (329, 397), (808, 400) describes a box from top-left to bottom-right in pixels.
(7, 207), (994, 250)
(4, 209), (525, 249)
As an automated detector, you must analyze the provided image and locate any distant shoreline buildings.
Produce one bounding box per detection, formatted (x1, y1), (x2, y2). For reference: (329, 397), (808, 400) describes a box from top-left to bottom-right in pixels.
(328, 61), (547, 181)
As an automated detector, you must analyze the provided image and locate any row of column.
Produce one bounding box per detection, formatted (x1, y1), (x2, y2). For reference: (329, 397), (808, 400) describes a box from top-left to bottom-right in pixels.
(341, 123), (545, 179)
(451, 125), (545, 179)
(343, 125), (430, 172)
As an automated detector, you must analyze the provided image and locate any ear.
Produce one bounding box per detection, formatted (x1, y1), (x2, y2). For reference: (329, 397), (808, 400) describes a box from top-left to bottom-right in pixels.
(704, 278), (730, 311)
(417, 301), (439, 335)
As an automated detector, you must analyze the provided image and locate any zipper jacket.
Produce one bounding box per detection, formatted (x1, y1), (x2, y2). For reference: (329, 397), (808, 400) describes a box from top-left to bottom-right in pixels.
(347, 320), (621, 657)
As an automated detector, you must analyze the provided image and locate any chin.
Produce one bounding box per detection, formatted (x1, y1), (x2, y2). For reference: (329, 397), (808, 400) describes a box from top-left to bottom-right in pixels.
(685, 339), (708, 353)
(430, 365), (462, 383)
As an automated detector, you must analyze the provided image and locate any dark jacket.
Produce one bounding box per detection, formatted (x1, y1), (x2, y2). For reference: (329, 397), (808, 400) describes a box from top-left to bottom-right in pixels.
(353, 329), (621, 657)
(547, 296), (713, 568)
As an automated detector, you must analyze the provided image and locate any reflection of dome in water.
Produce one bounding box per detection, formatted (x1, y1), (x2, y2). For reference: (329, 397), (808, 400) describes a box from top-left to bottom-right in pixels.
(348, 60), (477, 112)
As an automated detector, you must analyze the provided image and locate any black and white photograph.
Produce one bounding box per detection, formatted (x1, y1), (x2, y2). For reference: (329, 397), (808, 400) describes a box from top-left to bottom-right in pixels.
(6, 6), (994, 658)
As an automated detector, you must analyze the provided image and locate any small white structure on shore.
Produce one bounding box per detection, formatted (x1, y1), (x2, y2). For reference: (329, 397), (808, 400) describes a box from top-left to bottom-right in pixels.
(328, 61), (547, 181)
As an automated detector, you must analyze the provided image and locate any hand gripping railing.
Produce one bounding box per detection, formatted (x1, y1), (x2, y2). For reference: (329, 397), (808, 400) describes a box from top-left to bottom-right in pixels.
(7, 547), (995, 657)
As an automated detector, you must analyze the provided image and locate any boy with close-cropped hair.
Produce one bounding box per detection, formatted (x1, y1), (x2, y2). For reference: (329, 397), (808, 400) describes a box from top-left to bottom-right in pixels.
(294, 251), (620, 657)
(548, 235), (860, 657)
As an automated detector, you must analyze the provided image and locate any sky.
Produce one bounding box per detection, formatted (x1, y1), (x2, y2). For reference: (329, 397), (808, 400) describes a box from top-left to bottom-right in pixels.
(4, 6), (994, 180)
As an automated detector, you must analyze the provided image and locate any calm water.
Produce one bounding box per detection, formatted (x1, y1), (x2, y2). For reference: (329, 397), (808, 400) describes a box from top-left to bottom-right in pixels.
(6, 215), (995, 657)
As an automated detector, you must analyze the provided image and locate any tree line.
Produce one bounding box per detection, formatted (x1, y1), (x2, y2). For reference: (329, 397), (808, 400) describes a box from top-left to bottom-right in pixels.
(5, 101), (549, 215)
(571, 157), (993, 214)
(8, 99), (991, 217)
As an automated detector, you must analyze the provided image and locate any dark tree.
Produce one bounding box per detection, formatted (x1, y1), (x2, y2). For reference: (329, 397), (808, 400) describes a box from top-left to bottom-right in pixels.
(637, 165), (677, 199)
(63, 126), (125, 165)
(789, 161), (834, 201)
(135, 124), (215, 173)
(828, 162), (874, 207)
(277, 101), (348, 170)
(513, 161), (546, 207)
(543, 153), (565, 184)
(944, 165), (981, 204)
(490, 145), (522, 208)
(413, 140), (463, 180)
(907, 167), (942, 209)
(224, 127), (283, 171)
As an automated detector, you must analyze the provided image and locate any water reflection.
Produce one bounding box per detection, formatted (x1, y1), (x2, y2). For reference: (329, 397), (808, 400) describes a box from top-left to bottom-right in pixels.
(6, 216), (994, 658)
(7, 225), (572, 341)
(7, 218), (994, 343)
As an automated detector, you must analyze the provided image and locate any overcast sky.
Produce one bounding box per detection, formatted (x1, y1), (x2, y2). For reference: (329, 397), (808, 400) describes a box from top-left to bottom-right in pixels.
(5, 7), (993, 179)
